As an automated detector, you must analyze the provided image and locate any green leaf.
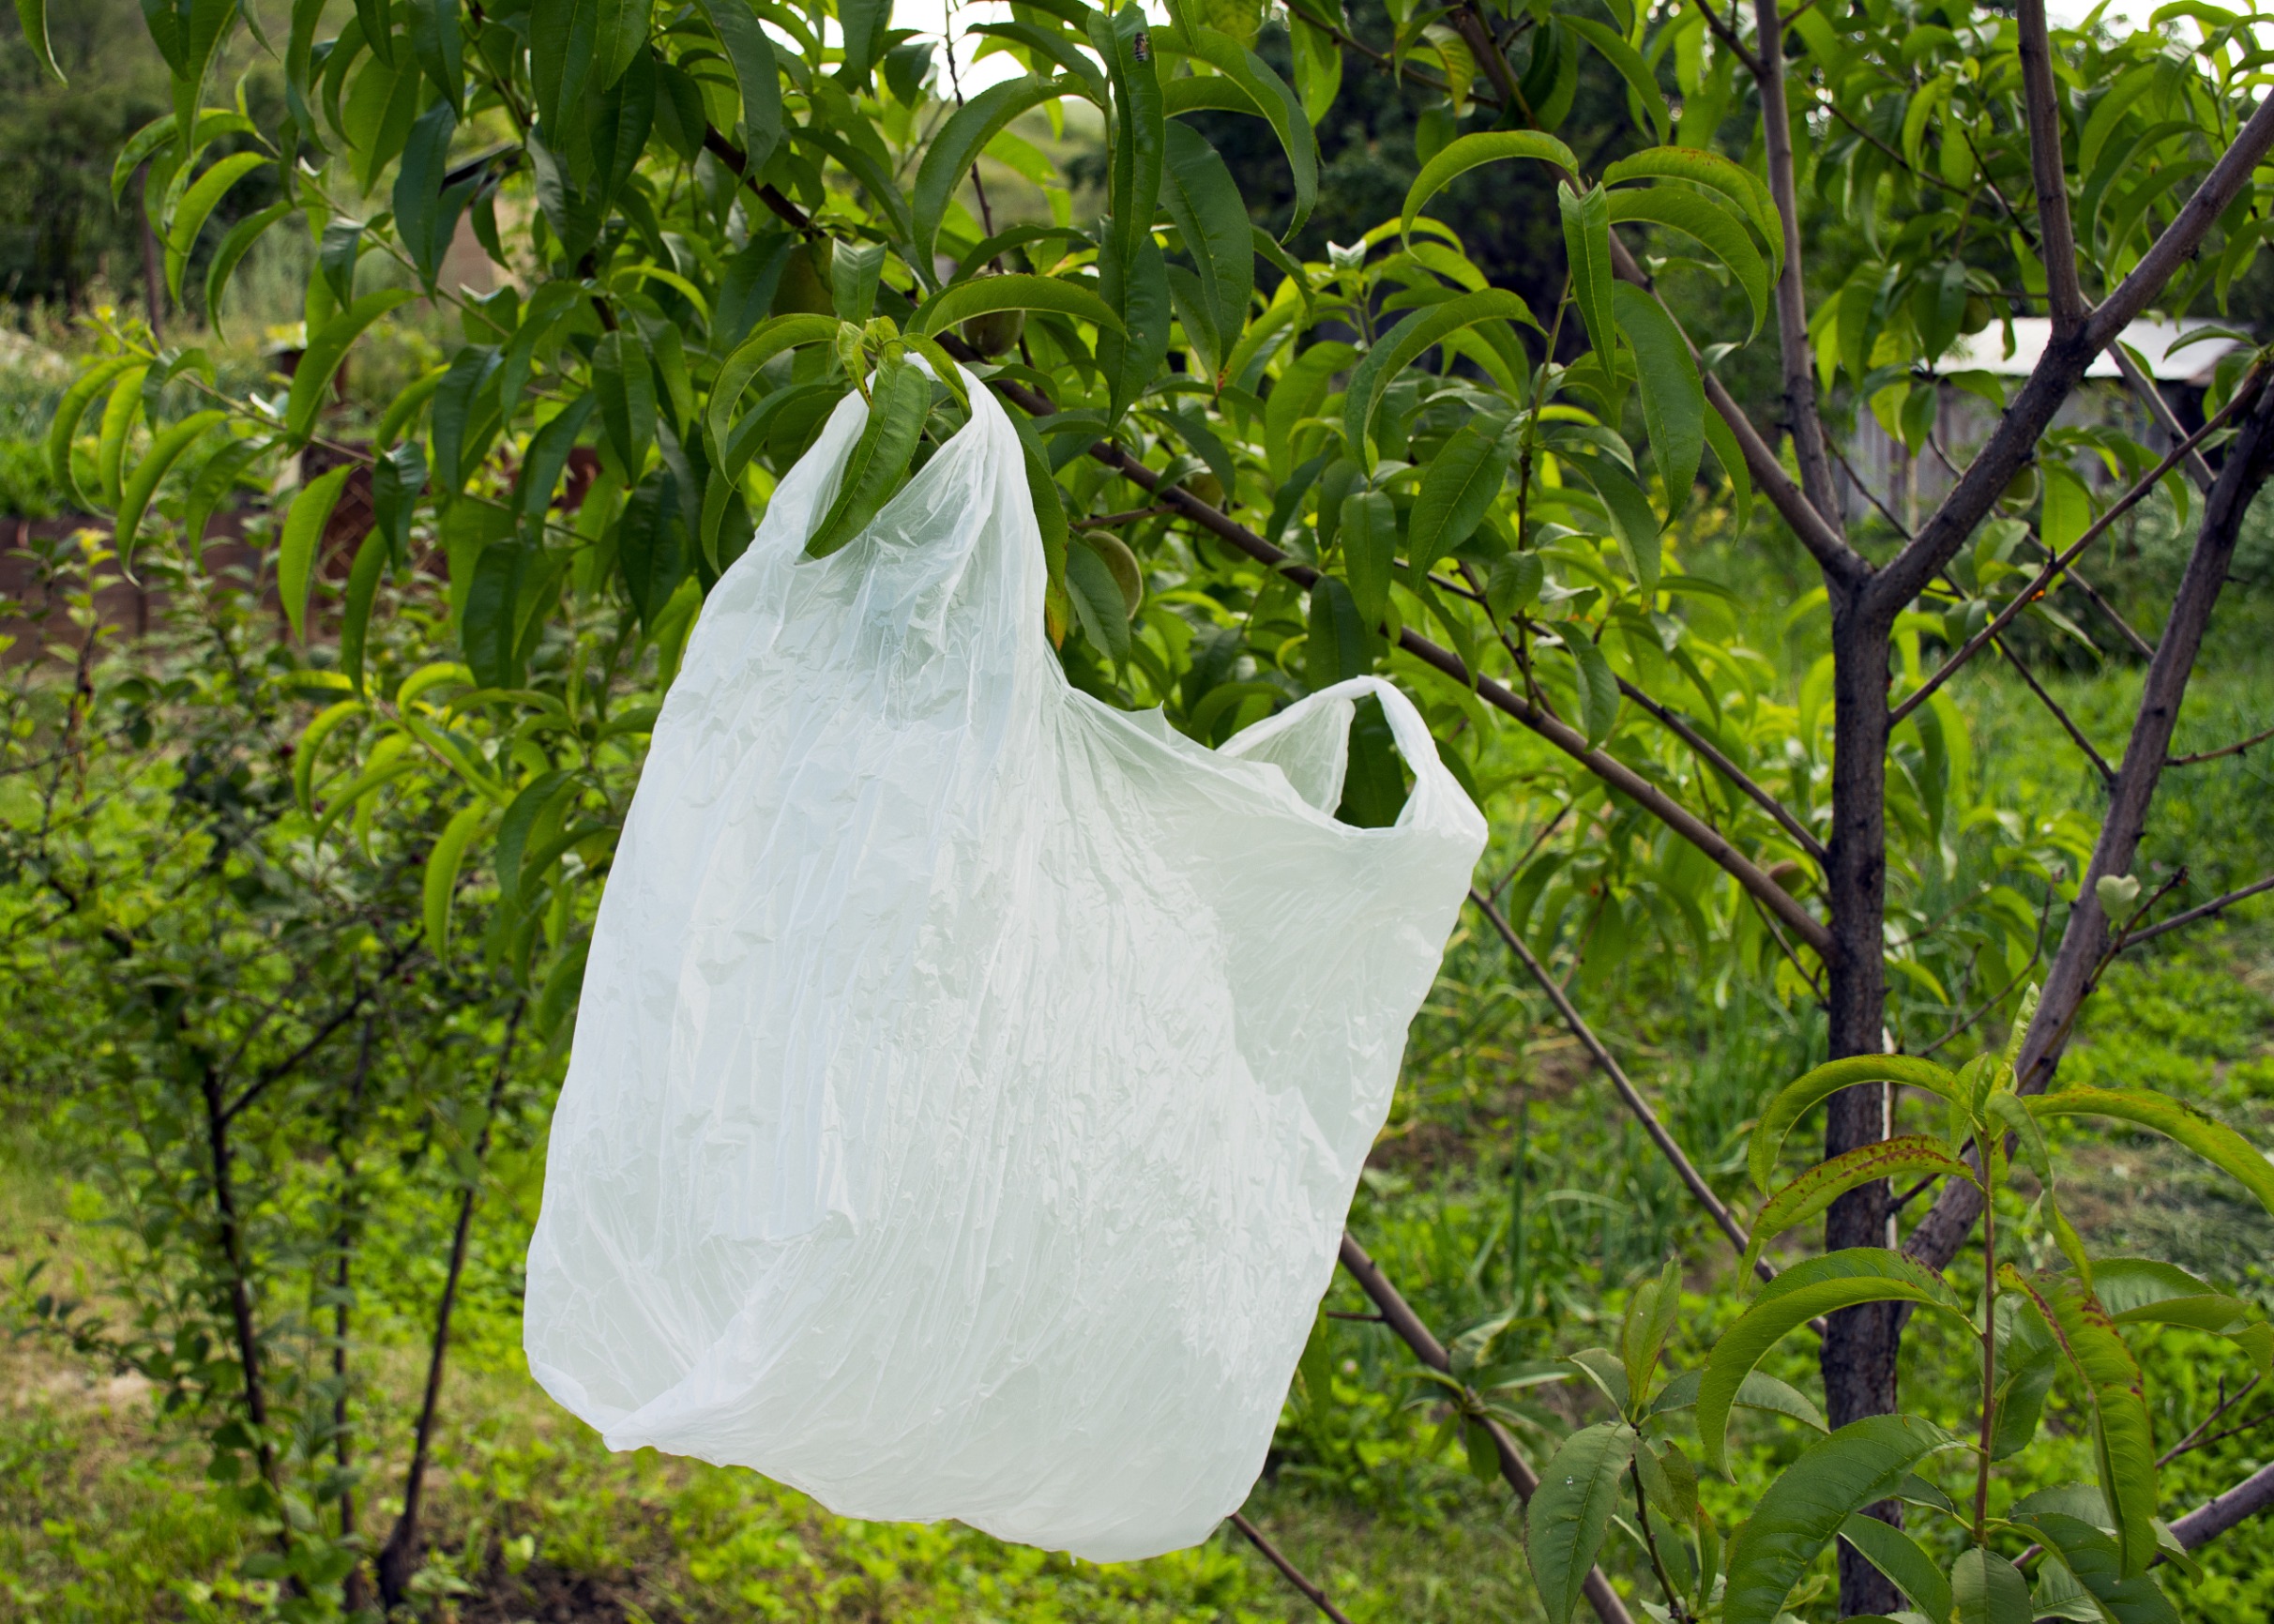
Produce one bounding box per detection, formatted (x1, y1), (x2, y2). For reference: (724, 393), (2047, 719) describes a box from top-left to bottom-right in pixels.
(280, 464), (357, 643)
(1408, 416), (1511, 571)
(1608, 281), (1704, 520)
(2028, 1086), (2274, 1219)
(1307, 573), (1371, 689)
(836, 0), (891, 88)
(394, 98), (466, 289)
(16, 0), (64, 82)
(1343, 290), (1537, 467)
(204, 202), (296, 331)
(495, 769), (575, 904)
(1565, 633), (1620, 748)
(537, 937), (591, 1037)
(1563, 450), (1660, 596)
(804, 358), (929, 558)
(1621, 1257), (1683, 1402)
(1702, 406), (1751, 530)
(705, 313), (842, 448)
(1721, 1416), (1958, 1624)
(2003, 1268), (2160, 1574)
(1562, 17), (1669, 144)
(184, 434), (268, 554)
(593, 331), (657, 475)
(288, 290), (419, 445)
(1099, 230), (1173, 427)
(1006, 406), (1071, 642)
(1090, 4), (1164, 279)
(1340, 487), (1396, 627)
(1840, 1512), (1952, 1624)
(616, 471), (686, 630)
(408, 0), (463, 110)
(1402, 130), (1579, 238)
(518, 394), (598, 524)
(1700, 1250), (1971, 1472)
(1740, 1136), (1977, 1283)
(1750, 1055), (1965, 1193)
(1651, 1368), (1827, 1433)
(293, 698), (367, 813)
(1608, 187), (1768, 338)
(1158, 122), (1252, 384)
(694, 0), (783, 166)
(1524, 1421), (1636, 1624)
(423, 799), (491, 961)
(1558, 182), (1615, 362)
(2012, 1512), (2181, 1624)
(1157, 22), (1316, 234)
(95, 366), (148, 507)
(162, 152), (268, 303)
(912, 76), (1077, 274)
(1950, 1546), (2033, 1624)
(48, 357), (138, 507)
(911, 273), (1124, 339)
(114, 410), (227, 569)
(831, 239), (885, 322)
(1601, 145), (1782, 282)
(340, 528), (388, 696)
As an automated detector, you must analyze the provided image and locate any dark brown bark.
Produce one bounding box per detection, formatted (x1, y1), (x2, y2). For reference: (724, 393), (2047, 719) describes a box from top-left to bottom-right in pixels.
(1819, 593), (1903, 1616)
(378, 1002), (523, 1607)
(198, 1053), (275, 1481)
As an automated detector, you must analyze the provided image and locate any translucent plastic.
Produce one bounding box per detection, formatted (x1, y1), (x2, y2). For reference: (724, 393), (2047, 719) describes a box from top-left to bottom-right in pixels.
(524, 370), (1487, 1560)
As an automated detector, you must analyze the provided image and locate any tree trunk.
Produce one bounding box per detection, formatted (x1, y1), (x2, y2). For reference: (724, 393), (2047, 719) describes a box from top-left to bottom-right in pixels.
(1820, 594), (1903, 1616)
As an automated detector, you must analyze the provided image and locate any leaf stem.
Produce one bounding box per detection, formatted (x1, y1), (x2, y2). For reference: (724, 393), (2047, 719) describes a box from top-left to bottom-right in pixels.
(1630, 1456), (1692, 1624)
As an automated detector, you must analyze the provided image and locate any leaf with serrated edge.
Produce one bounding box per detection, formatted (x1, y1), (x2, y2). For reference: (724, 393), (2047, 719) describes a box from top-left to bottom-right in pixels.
(1402, 130), (1580, 237)
(1751, 1055), (1966, 1193)
(2028, 1086), (2274, 1217)
(1722, 1415), (1958, 1624)
(1701, 1251), (1970, 1472)
(1741, 1136), (1977, 1283)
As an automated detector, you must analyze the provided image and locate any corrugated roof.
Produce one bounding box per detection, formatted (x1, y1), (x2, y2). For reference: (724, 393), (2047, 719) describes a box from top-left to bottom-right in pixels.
(1945, 316), (2245, 383)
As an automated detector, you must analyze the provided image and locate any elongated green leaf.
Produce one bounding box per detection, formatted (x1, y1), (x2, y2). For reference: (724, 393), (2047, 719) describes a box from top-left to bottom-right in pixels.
(114, 409), (227, 568)
(1950, 1546), (2033, 1624)
(495, 769), (575, 904)
(395, 98), (466, 287)
(1408, 416), (1510, 570)
(95, 367), (147, 507)
(912, 273), (1124, 341)
(1651, 1368), (1827, 1432)
(804, 359), (930, 557)
(2029, 1086), (2274, 1218)
(1402, 130), (1579, 237)
(1701, 1250), (1971, 1472)
(1005, 406), (1070, 642)
(2004, 1267), (2160, 1574)
(280, 464), (356, 643)
(340, 528), (387, 696)
(1609, 281), (1703, 519)
(912, 76), (1074, 273)
(519, 394), (598, 523)
(293, 698), (367, 813)
(1090, 4), (1164, 279)
(705, 313), (841, 449)
(16, 0), (64, 82)
(1561, 449), (1660, 595)
(1525, 1421), (1636, 1624)
(1741, 1136), (1977, 1283)
(49, 357), (137, 506)
(1344, 290), (1538, 467)
(1722, 1416), (1957, 1624)
(1566, 633), (1620, 748)
(183, 433), (267, 554)
(1840, 1511), (1953, 1624)
(1340, 487), (1396, 627)
(1751, 1055), (1966, 1193)
(2013, 1512), (2181, 1624)
(593, 332), (656, 475)
(1609, 188), (1768, 337)
(1065, 542), (1131, 660)
(694, 0), (782, 166)
(204, 201), (295, 331)
(288, 290), (418, 444)
(1601, 145), (1782, 281)
(616, 470), (686, 630)
(1559, 183), (1615, 358)
(1158, 121), (1252, 384)
(1157, 22), (1316, 234)
(162, 156), (268, 303)
(423, 799), (490, 960)
(1562, 17), (1669, 144)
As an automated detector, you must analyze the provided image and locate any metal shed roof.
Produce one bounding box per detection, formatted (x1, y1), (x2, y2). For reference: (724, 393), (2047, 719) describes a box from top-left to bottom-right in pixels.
(1946, 316), (2246, 383)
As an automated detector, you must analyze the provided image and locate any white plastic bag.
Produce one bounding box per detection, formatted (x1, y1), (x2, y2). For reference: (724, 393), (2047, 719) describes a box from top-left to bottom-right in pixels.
(524, 368), (1486, 1560)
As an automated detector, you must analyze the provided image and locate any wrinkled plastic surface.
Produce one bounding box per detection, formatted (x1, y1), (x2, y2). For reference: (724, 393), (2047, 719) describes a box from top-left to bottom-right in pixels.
(524, 371), (1487, 1560)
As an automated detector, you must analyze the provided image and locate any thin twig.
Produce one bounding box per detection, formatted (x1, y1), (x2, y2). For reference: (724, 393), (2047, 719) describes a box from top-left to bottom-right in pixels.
(1993, 635), (2115, 782)
(1614, 679), (1828, 865)
(2115, 873), (2274, 951)
(1890, 379), (2259, 726)
(2159, 1374), (2264, 1467)
(1230, 1513), (1357, 1624)
(1919, 880), (2055, 1055)
(1075, 506), (1169, 528)
(2169, 722), (2274, 766)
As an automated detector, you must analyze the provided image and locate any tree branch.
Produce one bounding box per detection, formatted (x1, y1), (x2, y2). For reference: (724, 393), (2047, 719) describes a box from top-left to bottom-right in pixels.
(1887, 378), (2259, 727)
(2170, 1457), (2274, 1550)
(2114, 343), (2216, 493)
(1751, 0), (1844, 528)
(1992, 634), (2115, 782)
(1614, 678), (1828, 864)
(1230, 1514), (1356, 1624)
(2016, 0), (2086, 332)
(1470, 888), (1781, 1285)
(2115, 872), (2274, 951)
(1869, 93), (2274, 619)
(1907, 380), (2274, 1272)
(2168, 721), (2274, 766)
(1337, 1233), (1637, 1624)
